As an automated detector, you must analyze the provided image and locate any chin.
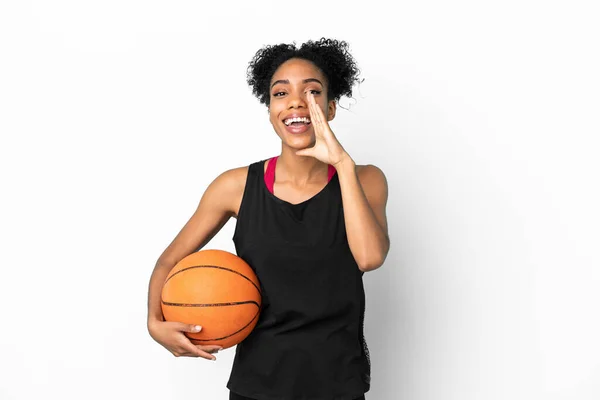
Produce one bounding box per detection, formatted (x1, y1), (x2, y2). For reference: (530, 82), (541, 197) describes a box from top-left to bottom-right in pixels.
(287, 136), (315, 147)
(277, 130), (313, 142)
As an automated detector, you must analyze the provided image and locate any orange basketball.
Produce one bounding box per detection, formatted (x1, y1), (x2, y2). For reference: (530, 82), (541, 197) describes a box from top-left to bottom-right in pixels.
(161, 249), (262, 349)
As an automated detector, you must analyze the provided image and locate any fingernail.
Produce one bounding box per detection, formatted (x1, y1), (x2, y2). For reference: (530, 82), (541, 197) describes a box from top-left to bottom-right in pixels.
(194, 325), (201, 331)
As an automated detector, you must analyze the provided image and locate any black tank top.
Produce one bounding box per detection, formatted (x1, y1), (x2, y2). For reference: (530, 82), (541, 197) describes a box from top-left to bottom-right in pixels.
(227, 158), (371, 400)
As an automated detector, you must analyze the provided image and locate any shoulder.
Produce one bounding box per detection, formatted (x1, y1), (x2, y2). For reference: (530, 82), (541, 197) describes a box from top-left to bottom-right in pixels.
(212, 164), (248, 191)
(356, 164), (388, 187)
(355, 163), (389, 201)
(212, 163), (254, 218)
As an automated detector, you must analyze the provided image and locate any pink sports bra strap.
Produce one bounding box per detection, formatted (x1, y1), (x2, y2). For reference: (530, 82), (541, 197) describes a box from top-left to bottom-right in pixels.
(327, 163), (336, 181)
(265, 156), (336, 194)
(264, 156), (277, 193)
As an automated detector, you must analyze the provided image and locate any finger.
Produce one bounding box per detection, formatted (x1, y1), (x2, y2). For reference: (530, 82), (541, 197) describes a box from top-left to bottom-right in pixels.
(309, 104), (322, 136)
(172, 344), (213, 360)
(308, 93), (319, 125)
(307, 93), (317, 126)
(197, 345), (223, 354)
(179, 324), (202, 333)
(191, 346), (218, 361)
(163, 321), (200, 333)
(308, 92), (324, 125)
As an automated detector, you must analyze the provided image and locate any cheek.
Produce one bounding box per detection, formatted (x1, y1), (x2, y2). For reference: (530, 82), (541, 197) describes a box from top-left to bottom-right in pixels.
(268, 109), (279, 126)
(268, 103), (283, 123)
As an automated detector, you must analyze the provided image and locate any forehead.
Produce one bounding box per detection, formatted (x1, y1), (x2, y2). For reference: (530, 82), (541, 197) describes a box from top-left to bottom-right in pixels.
(270, 58), (326, 85)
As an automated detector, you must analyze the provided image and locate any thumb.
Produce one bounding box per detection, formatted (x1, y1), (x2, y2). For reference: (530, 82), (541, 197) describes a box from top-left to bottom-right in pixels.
(182, 324), (202, 333)
(295, 149), (311, 157)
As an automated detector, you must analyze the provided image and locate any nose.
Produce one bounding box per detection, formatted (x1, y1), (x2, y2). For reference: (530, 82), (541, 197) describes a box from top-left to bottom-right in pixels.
(287, 91), (308, 109)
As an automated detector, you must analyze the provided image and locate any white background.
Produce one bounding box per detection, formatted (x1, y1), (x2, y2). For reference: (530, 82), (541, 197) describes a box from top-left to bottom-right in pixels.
(1, 1), (598, 399)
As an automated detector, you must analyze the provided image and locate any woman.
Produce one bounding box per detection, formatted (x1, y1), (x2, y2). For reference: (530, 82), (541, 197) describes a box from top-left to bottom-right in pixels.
(147, 38), (390, 400)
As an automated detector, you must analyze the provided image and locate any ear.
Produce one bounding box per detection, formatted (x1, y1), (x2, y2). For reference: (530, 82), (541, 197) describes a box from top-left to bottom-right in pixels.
(327, 100), (337, 121)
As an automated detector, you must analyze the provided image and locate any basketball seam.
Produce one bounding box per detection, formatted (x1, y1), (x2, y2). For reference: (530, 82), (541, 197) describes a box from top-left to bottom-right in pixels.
(187, 307), (261, 342)
(161, 300), (260, 307)
(164, 264), (262, 296)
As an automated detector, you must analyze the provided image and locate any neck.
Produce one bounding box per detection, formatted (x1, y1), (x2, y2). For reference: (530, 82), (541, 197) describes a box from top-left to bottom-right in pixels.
(276, 147), (328, 186)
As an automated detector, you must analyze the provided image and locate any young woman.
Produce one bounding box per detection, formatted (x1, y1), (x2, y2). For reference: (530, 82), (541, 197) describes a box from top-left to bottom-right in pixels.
(147, 38), (390, 400)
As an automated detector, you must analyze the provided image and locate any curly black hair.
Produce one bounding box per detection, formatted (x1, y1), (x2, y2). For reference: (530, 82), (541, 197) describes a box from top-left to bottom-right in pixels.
(246, 38), (362, 107)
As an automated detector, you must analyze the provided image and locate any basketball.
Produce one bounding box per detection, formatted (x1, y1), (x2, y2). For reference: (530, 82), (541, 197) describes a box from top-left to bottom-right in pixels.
(161, 249), (262, 349)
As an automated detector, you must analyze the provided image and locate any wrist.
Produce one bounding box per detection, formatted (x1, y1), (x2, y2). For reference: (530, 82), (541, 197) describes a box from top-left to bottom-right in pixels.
(333, 152), (354, 169)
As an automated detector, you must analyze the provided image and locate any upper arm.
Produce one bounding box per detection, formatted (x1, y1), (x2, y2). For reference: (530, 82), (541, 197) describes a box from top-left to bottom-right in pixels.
(156, 167), (246, 266)
(358, 164), (389, 239)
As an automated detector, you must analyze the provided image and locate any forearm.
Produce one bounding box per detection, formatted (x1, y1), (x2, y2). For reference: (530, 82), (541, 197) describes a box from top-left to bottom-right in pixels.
(335, 154), (389, 271)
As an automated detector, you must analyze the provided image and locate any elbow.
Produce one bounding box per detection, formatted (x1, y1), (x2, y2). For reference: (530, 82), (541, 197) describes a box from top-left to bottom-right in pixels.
(357, 237), (390, 273)
(358, 257), (385, 272)
(357, 254), (386, 272)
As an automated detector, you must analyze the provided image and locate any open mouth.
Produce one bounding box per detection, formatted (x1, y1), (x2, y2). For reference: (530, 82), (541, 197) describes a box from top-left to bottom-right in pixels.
(283, 116), (311, 126)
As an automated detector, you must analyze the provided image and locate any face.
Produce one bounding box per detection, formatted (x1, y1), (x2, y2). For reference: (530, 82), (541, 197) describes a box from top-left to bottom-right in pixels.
(268, 58), (336, 148)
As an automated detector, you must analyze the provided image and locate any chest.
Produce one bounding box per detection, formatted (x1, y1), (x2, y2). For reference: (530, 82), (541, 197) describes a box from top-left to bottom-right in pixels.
(271, 181), (330, 206)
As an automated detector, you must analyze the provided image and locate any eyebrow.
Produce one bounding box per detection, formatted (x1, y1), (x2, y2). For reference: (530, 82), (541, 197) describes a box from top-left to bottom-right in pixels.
(270, 78), (323, 89)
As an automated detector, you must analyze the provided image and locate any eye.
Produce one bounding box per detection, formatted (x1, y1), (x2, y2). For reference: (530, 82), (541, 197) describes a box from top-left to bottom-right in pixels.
(273, 91), (286, 97)
(309, 90), (322, 95)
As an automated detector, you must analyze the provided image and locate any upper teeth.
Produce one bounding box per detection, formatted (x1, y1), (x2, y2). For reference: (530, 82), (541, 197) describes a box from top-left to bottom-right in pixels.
(284, 117), (311, 126)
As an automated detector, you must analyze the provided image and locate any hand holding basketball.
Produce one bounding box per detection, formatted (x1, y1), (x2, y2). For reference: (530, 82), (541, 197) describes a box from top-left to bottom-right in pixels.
(148, 320), (223, 360)
(160, 249), (262, 350)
